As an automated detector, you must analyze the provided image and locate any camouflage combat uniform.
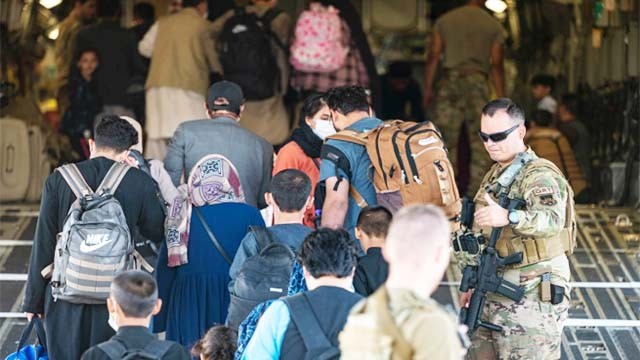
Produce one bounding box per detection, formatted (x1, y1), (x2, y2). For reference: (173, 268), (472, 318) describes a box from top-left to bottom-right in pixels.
(462, 148), (572, 360)
(434, 72), (492, 196)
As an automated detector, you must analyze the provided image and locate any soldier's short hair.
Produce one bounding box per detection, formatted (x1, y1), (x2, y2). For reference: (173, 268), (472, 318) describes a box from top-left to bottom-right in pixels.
(482, 98), (525, 125)
(385, 205), (449, 261)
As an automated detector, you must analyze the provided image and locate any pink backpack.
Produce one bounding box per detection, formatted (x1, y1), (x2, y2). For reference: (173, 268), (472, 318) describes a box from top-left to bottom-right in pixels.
(290, 3), (348, 73)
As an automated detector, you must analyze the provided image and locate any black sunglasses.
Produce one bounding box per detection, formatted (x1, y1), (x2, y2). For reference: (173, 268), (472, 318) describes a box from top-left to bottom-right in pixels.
(478, 124), (520, 143)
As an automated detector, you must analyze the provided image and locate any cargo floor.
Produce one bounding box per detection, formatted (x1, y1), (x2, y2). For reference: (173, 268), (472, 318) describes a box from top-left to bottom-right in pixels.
(1, 204), (638, 359)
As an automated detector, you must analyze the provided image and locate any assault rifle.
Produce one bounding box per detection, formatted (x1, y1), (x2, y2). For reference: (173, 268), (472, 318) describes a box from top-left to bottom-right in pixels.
(458, 153), (533, 335)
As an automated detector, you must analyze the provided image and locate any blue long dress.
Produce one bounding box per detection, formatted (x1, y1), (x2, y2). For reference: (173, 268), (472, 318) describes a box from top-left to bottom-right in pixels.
(153, 202), (265, 350)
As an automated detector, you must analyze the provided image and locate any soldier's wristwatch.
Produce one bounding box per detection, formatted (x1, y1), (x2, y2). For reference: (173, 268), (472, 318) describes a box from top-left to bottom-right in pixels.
(508, 210), (521, 225)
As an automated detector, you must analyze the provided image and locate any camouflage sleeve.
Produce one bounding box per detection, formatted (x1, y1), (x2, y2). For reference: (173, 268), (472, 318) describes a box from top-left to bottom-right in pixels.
(512, 169), (568, 237)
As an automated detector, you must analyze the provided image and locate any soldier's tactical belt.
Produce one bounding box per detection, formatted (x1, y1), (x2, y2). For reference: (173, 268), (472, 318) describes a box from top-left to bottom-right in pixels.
(497, 228), (573, 269)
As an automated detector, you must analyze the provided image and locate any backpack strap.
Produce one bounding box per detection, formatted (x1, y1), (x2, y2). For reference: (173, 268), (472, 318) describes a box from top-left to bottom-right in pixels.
(57, 163), (93, 199)
(96, 162), (131, 196)
(249, 225), (275, 252)
(194, 206), (233, 265)
(370, 288), (413, 358)
(97, 339), (127, 360)
(261, 8), (287, 52)
(320, 143), (368, 209)
(140, 339), (174, 359)
(282, 294), (335, 354)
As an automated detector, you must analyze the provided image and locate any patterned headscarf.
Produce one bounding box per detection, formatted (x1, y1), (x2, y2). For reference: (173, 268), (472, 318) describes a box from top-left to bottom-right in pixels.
(165, 154), (245, 267)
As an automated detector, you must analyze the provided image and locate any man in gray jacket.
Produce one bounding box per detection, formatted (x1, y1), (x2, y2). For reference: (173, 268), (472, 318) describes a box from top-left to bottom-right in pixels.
(164, 81), (273, 208)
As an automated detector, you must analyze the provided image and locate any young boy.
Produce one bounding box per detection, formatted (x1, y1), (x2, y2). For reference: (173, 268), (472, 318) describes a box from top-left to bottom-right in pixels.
(530, 74), (557, 114)
(353, 205), (393, 296)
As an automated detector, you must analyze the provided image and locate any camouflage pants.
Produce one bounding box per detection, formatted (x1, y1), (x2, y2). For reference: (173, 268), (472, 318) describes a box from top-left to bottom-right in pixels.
(433, 72), (492, 196)
(467, 293), (570, 360)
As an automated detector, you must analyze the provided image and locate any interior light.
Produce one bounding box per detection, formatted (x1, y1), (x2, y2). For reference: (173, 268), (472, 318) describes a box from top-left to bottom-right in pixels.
(40, 0), (63, 9)
(47, 26), (59, 40)
(485, 0), (507, 13)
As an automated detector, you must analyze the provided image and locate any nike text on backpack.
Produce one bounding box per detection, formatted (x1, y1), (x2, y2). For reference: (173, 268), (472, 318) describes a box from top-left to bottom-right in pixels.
(319, 120), (461, 218)
(226, 226), (296, 329)
(48, 162), (134, 304)
(98, 338), (173, 360)
(290, 2), (348, 73)
(218, 7), (284, 101)
(281, 293), (340, 360)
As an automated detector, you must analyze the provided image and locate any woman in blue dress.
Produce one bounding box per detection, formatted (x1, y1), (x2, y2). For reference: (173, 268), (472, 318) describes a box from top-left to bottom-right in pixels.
(154, 154), (265, 350)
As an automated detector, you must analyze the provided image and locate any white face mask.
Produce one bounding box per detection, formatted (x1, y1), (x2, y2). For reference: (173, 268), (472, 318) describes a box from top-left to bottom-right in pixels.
(312, 119), (336, 140)
(108, 311), (119, 331)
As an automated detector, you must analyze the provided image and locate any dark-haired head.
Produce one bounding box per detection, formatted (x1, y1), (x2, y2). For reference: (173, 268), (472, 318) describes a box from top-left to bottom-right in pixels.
(110, 270), (158, 318)
(530, 74), (556, 90)
(299, 228), (358, 279)
(96, 0), (121, 18)
(356, 205), (393, 239)
(269, 169), (311, 213)
(93, 115), (139, 153)
(133, 2), (155, 22)
(560, 93), (578, 117)
(481, 98), (525, 125)
(191, 326), (237, 360)
(182, 0), (206, 8)
(326, 85), (370, 116)
(298, 93), (326, 128)
(533, 110), (553, 127)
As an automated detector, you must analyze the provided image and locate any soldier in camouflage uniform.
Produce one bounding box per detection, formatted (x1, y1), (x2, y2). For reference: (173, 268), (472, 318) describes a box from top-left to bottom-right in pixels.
(456, 98), (574, 359)
(424, 0), (506, 195)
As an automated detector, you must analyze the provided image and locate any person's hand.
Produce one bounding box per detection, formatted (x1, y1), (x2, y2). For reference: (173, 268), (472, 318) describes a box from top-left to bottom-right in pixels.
(474, 194), (509, 227)
(423, 87), (436, 107)
(26, 313), (43, 321)
(459, 290), (474, 308)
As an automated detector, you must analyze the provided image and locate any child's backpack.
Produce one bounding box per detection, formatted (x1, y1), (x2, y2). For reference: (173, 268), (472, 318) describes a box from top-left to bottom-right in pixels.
(51, 162), (134, 303)
(218, 7), (284, 100)
(290, 2), (348, 73)
(226, 227), (296, 330)
(97, 338), (174, 360)
(321, 120), (461, 219)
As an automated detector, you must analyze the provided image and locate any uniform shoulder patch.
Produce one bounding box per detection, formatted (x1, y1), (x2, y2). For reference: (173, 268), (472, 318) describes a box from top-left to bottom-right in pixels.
(532, 186), (555, 196)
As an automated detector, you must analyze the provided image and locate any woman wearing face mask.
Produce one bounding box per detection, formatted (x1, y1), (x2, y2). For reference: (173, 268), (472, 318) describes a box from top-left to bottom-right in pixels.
(273, 93), (335, 228)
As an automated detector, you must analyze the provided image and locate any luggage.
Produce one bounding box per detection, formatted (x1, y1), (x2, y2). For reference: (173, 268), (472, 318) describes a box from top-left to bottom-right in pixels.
(321, 120), (461, 218)
(0, 118), (31, 202)
(218, 7), (284, 100)
(25, 125), (51, 202)
(226, 227), (296, 329)
(5, 317), (48, 360)
(290, 2), (348, 73)
(50, 162), (134, 304)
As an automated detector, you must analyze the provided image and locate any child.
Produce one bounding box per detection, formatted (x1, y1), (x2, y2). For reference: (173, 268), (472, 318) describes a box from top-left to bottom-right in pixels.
(353, 205), (393, 296)
(60, 49), (100, 160)
(530, 74), (557, 114)
(191, 326), (237, 360)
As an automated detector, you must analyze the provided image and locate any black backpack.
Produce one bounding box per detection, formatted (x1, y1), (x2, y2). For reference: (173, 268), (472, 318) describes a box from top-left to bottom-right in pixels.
(281, 293), (341, 360)
(226, 226), (296, 329)
(97, 338), (174, 360)
(218, 7), (284, 101)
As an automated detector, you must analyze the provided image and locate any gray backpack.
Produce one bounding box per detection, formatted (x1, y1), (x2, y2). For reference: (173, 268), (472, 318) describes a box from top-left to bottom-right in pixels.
(51, 162), (134, 304)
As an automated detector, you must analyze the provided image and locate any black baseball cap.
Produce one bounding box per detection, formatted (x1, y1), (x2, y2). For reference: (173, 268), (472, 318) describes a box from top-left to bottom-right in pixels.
(207, 81), (244, 114)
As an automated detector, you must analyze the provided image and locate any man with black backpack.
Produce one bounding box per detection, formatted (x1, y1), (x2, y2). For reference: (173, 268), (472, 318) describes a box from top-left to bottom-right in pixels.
(226, 169), (313, 329)
(211, 0), (292, 145)
(23, 116), (165, 360)
(81, 270), (188, 359)
(242, 228), (362, 359)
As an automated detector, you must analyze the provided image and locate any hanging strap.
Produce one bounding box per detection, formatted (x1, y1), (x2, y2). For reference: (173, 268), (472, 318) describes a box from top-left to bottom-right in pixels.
(97, 339), (127, 360)
(249, 225), (275, 252)
(282, 294), (337, 356)
(57, 163), (93, 199)
(96, 162), (130, 196)
(15, 317), (47, 354)
(194, 206), (233, 265)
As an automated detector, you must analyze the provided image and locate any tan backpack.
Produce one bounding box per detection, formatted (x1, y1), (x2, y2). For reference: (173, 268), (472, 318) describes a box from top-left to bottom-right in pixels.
(328, 120), (461, 219)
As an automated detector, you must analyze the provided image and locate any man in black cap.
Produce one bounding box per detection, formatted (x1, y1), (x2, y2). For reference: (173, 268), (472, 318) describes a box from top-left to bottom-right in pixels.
(164, 80), (273, 208)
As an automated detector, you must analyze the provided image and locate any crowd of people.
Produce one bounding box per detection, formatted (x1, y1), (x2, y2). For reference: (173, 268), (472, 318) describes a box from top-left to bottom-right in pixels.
(18, 0), (586, 359)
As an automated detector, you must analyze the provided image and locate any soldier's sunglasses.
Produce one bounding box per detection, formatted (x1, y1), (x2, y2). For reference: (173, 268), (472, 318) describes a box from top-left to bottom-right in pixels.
(478, 124), (519, 143)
